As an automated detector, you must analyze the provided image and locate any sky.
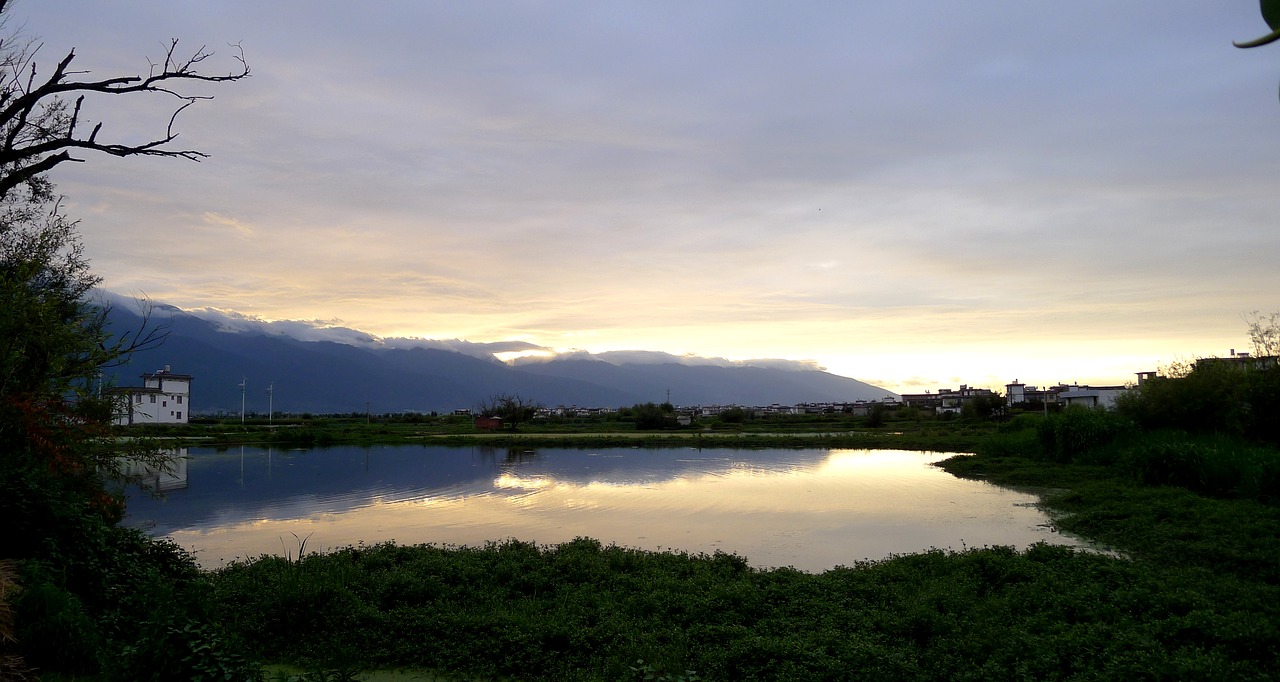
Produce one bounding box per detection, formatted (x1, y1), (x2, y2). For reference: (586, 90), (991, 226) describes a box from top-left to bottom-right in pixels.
(14, 1), (1280, 394)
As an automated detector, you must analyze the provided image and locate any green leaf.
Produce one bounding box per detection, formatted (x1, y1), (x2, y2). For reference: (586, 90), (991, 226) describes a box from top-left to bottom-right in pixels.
(1235, 0), (1280, 47)
(1264, 0), (1280, 31)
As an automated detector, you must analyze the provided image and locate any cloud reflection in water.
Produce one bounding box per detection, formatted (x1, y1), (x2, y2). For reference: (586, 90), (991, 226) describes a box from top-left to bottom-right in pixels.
(127, 446), (1085, 572)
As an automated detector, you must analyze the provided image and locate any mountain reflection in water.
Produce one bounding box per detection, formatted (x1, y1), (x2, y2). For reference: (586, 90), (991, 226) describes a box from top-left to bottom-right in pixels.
(124, 446), (1086, 572)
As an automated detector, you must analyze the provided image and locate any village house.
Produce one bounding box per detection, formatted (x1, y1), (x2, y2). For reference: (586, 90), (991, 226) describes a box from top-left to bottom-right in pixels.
(1057, 384), (1130, 410)
(1004, 381), (1069, 408)
(1195, 349), (1279, 372)
(110, 366), (193, 426)
(901, 385), (996, 414)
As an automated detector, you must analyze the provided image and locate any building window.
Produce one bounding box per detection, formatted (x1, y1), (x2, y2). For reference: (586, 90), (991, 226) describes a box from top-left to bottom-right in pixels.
(162, 400), (167, 407)
(150, 395), (156, 404)
(176, 412), (182, 420)
(177, 396), (183, 404)
(135, 394), (142, 404)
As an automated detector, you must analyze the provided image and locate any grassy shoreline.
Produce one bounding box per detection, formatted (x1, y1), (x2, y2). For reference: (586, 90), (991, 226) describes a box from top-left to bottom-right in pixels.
(183, 417), (1279, 680)
(26, 413), (1278, 680)
(124, 416), (999, 453)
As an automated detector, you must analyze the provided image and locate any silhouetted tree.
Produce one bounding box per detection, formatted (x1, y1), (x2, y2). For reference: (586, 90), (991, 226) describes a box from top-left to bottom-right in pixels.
(1246, 310), (1280, 358)
(0, 4), (251, 676)
(477, 393), (542, 430)
(0, 0), (249, 201)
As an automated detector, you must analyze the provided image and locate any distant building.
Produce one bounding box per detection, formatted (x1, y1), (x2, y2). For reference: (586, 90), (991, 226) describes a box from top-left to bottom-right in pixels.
(1058, 385), (1129, 410)
(110, 366), (193, 426)
(1004, 380), (1066, 408)
(902, 384), (997, 414)
(120, 449), (189, 491)
(900, 390), (941, 411)
(1195, 349), (1279, 372)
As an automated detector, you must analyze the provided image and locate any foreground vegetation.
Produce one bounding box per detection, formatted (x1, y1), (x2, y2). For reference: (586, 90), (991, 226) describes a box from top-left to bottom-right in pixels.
(195, 404), (1280, 681)
(11, 364), (1280, 679)
(10, 380), (1280, 679)
(7, 3), (1280, 678)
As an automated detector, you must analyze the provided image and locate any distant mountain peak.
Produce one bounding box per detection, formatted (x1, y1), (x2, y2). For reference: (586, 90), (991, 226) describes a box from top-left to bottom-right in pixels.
(100, 293), (895, 413)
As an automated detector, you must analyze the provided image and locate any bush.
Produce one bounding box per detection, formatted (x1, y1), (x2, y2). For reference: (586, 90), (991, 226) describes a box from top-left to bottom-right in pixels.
(15, 575), (101, 675)
(1116, 362), (1279, 443)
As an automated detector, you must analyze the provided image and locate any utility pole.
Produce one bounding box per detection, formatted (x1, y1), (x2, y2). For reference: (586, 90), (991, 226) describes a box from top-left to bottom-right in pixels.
(267, 382), (274, 425)
(239, 378), (246, 424)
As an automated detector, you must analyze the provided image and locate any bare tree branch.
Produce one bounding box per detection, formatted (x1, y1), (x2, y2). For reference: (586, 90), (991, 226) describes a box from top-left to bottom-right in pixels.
(0, 27), (249, 200)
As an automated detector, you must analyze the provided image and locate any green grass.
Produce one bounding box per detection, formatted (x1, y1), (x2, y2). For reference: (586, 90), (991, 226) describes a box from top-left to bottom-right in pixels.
(210, 535), (1279, 681)
(201, 426), (1280, 680)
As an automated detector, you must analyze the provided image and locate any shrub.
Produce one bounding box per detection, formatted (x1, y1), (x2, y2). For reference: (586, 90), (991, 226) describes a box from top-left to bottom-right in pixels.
(1116, 362), (1279, 443)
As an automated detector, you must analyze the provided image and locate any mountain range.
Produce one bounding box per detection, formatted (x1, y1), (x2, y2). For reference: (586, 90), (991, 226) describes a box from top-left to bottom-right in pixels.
(100, 300), (896, 415)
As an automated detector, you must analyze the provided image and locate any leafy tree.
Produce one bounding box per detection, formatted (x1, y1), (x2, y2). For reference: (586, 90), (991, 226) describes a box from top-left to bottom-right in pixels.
(630, 401), (676, 430)
(961, 393), (1005, 421)
(866, 402), (888, 428)
(0, 3), (250, 677)
(1116, 323), (1280, 447)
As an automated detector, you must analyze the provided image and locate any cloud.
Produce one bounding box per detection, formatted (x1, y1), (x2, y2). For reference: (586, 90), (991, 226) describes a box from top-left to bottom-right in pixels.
(380, 337), (547, 359)
(31, 2), (1280, 392)
(201, 212), (254, 238)
(514, 349), (824, 372)
(125, 298), (541, 362)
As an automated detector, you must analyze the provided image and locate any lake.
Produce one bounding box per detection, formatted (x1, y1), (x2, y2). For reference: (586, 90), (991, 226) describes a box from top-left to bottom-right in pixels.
(124, 445), (1087, 572)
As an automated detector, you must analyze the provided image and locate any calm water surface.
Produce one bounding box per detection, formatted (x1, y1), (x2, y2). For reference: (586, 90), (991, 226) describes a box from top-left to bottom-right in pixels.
(124, 446), (1085, 572)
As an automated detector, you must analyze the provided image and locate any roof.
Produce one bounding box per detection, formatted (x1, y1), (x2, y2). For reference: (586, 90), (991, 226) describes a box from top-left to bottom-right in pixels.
(142, 371), (193, 380)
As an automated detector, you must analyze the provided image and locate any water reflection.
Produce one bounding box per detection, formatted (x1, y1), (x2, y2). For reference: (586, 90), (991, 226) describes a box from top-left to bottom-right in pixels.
(124, 446), (1085, 572)
(119, 449), (190, 492)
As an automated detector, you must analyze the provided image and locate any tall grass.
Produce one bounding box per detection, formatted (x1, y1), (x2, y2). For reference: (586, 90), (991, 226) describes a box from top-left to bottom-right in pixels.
(1121, 431), (1280, 501)
(990, 408), (1280, 503)
(1034, 406), (1134, 465)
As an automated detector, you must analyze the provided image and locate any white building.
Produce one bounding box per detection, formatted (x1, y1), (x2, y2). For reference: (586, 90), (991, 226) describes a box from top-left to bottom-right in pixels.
(111, 366), (193, 426)
(1058, 385), (1129, 410)
(120, 449), (189, 491)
